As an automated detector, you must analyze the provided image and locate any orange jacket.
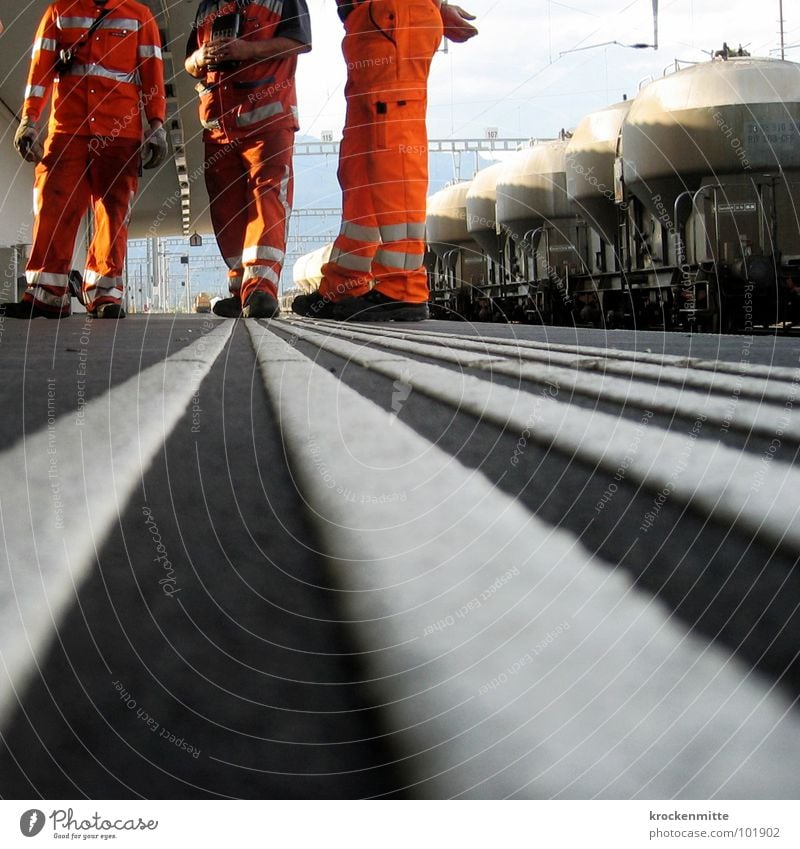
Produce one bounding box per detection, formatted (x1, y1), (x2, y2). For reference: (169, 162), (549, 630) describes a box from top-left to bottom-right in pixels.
(188, 0), (311, 142)
(22, 0), (165, 138)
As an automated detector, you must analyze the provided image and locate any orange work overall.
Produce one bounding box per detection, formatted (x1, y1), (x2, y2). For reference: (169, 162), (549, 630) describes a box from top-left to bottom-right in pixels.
(192, 0), (303, 305)
(21, 0), (165, 314)
(320, 0), (443, 304)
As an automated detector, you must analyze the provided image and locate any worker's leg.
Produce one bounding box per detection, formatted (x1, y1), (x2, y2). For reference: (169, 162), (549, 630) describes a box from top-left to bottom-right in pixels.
(318, 97), (378, 302)
(84, 136), (140, 311)
(24, 133), (92, 315)
(237, 128), (295, 307)
(205, 139), (249, 298)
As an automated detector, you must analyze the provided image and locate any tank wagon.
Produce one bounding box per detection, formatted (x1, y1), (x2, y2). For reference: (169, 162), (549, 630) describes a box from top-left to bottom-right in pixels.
(426, 181), (485, 318)
(281, 242), (333, 311)
(426, 51), (800, 331)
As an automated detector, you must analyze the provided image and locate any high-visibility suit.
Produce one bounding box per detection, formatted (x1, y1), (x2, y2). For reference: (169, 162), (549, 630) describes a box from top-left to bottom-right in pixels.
(20, 0), (166, 315)
(319, 0), (443, 305)
(186, 0), (311, 307)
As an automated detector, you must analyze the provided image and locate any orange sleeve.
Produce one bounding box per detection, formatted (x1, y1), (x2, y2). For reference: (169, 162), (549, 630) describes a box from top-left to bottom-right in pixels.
(137, 9), (166, 125)
(22, 4), (58, 123)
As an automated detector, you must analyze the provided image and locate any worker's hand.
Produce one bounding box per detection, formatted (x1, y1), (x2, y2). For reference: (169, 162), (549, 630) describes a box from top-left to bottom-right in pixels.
(14, 116), (43, 163)
(188, 42), (214, 73)
(206, 37), (258, 64)
(142, 123), (167, 169)
(441, 3), (478, 42)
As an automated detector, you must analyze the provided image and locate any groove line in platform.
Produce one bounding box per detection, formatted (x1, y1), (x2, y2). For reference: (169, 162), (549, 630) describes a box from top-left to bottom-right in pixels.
(245, 321), (800, 799)
(276, 321), (800, 554)
(0, 322), (234, 727)
(276, 321), (800, 444)
(282, 318), (799, 406)
(286, 317), (800, 382)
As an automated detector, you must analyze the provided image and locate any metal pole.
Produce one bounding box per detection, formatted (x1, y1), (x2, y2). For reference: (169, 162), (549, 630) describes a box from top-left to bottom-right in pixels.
(780, 0), (785, 59)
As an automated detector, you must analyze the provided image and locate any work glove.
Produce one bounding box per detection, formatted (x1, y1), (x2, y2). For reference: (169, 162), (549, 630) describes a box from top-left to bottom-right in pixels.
(141, 124), (168, 169)
(441, 3), (478, 43)
(14, 116), (43, 163)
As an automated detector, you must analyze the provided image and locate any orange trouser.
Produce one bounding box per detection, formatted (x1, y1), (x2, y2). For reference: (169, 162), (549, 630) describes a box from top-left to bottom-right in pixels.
(25, 133), (139, 314)
(204, 128), (295, 305)
(319, 0), (443, 304)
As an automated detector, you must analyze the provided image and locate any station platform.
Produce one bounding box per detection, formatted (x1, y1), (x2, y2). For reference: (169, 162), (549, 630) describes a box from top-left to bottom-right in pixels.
(0, 315), (799, 799)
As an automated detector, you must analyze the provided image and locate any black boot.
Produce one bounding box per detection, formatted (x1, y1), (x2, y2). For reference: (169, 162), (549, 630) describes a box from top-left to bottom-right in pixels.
(212, 295), (242, 318)
(332, 290), (429, 322)
(242, 290), (280, 319)
(0, 300), (67, 319)
(291, 291), (337, 319)
(94, 302), (126, 319)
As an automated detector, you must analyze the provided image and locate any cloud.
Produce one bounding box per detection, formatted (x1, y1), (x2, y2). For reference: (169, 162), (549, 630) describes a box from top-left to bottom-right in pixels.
(298, 0), (791, 141)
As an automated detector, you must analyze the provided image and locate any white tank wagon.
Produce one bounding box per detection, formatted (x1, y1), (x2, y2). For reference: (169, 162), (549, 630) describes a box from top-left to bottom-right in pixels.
(495, 139), (587, 324)
(566, 99), (632, 245)
(423, 51), (800, 332)
(291, 243), (334, 294)
(496, 140), (573, 244)
(463, 162), (526, 313)
(621, 53), (800, 329)
(426, 181), (475, 256)
(563, 100), (634, 324)
(425, 181), (489, 317)
(466, 162), (505, 263)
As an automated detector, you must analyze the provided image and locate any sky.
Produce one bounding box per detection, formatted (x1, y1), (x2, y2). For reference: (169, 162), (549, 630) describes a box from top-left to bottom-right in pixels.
(295, 0), (797, 144)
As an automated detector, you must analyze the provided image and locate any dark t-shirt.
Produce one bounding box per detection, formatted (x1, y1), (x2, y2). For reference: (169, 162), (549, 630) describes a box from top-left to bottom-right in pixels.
(186, 0), (312, 56)
(275, 0), (312, 43)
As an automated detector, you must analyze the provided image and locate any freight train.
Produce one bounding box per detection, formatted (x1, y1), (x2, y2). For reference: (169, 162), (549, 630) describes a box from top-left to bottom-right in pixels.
(292, 50), (800, 332)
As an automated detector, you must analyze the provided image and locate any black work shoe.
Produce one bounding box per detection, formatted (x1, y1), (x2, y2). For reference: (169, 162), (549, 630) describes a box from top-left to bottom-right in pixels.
(242, 290), (280, 319)
(0, 300), (67, 319)
(333, 290), (429, 322)
(291, 291), (337, 319)
(94, 302), (126, 319)
(68, 270), (86, 305)
(212, 295), (242, 318)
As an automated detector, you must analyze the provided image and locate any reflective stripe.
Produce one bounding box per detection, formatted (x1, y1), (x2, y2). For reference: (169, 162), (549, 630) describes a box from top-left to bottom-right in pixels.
(84, 270), (124, 291)
(58, 16), (141, 30)
(243, 265), (280, 286)
(342, 221), (380, 242)
(25, 84), (47, 99)
(27, 287), (71, 309)
(330, 249), (373, 273)
(104, 18), (140, 31)
(124, 190), (135, 229)
(375, 248), (425, 271)
(201, 118), (221, 131)
(138, 45), (162, 60)
(250, 0), (285, 15)
(26, 270), (69, 288)
(279, 165), (290, 245)
(235, 101), (283, 128)
(57, 16), (95, 28)
(33, 38), (58, 55)
(64, 64), (140, 85)
(225, 255), (243, 271)
(243, 245), (285, 264)
(379, 222), (427, 242)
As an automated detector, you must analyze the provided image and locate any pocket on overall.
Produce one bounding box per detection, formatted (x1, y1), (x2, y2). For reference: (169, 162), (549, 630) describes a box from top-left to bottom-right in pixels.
(395, 1), (443, 85)
(342, 1), (398, 91)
